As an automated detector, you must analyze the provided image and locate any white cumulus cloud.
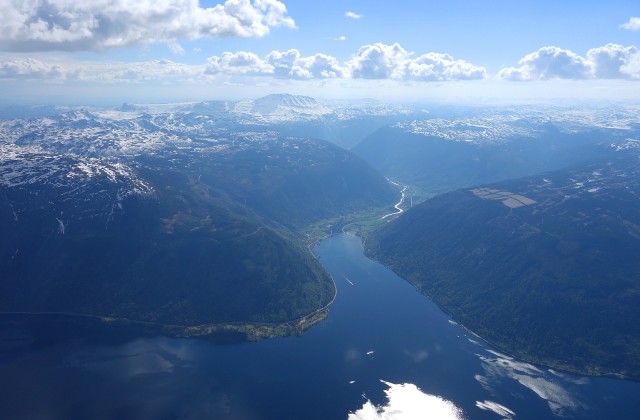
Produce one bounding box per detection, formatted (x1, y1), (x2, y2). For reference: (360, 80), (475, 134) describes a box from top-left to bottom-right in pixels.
(290, 53), (346, 78)
(345, 11), (363, 20)
(205, 51), (273, 75)
(497, 46), (591, 81)
(205, 49), (346, 79)
(348, 42), (486, 81)
(499, 44), (640, 81)
(0, 0), (296, 52)
(0, 57), (202, 83)
(587, 43), (640, 79)
(266, 49), (346, 79)
(264, 49), (299, 76)
(405, 52), (487, 81)
(167, 41), (186, 56)
(0, 57), (65, 79)
(621, 52), (640, 79)
(620, 17), (640, 31)
(0, 43), (486, 84)
(348, 43), (408, 79)
(76, 59), (202, 83)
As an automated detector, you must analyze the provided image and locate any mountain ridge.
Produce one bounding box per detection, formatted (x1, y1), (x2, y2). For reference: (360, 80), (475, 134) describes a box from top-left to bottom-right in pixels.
(0, 103), (397, 329)
(365, 150), (640, 378)
(352, 110), (637, 196)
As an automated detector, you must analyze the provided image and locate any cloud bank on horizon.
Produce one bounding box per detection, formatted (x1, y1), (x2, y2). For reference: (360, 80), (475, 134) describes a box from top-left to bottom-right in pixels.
(3, 41), (638, 84)
(0, 1), (639, 102)
(204, 42), (486, 81)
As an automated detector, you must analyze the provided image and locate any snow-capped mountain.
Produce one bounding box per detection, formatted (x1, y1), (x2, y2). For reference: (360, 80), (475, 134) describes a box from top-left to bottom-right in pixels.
(232, 93), (335, 122)
(0, 94), (418, 149)
(353, 105), (640, 196)
(393, 116), (536, 145)
(0, 94), (404, 233)
(0, 97), (400, 327)
(391, 106), (640, 145)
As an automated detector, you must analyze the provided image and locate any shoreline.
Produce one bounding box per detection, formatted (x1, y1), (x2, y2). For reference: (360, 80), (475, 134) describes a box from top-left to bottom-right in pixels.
(0, 278), (337, 342)
(0, 232), (341, 343)
(2, 233), (637, 383)
(452, 313), (638, 382)
(357, 234), (640, 383)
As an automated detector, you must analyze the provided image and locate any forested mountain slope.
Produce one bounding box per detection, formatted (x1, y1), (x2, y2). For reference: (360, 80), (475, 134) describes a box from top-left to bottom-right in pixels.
(367, 148), (640, 377)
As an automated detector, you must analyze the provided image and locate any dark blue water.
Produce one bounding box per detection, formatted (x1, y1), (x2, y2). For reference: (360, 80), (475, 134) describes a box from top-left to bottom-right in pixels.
(0, 233), (638, 419)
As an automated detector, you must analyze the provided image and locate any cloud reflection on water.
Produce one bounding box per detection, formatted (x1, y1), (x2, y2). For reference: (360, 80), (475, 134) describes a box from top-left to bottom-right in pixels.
(403, 349), (430, 363)
(348, 380), (464, 420)
(67, 337), (194, 379)
(475, 399), (516, 419)
(475, 349), (585, 417)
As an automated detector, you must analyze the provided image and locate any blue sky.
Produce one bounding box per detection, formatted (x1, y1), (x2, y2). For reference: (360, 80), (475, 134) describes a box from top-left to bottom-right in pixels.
(1, 0), (639, 104)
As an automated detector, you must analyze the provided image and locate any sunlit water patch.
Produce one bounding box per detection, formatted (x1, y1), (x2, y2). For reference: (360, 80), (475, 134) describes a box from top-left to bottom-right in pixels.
(349, 380), (464, 420)
(475, 350), (584, 417)
(475, 400), (516, 419)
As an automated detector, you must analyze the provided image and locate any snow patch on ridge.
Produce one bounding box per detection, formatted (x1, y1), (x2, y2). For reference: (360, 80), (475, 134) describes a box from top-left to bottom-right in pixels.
(234, 94), (334, 122)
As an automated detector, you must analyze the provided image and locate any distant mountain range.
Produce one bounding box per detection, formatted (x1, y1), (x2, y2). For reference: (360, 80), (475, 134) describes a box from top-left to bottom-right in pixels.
(366, 147), (640, 378)
(0, 93), (416, 150)
(0, 98), (397, 327)
(353, 108), (640, 196)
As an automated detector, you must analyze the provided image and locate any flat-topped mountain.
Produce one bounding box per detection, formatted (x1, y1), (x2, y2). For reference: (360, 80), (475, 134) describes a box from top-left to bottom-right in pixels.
(233, 93), (333, 121)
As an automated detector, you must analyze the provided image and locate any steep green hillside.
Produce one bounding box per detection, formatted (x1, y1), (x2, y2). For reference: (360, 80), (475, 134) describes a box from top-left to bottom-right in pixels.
(179, 137), (398, 229)
(0, 163), (333, 326)
(366, 152), (640, 378)
(0, 110), (397, 329)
